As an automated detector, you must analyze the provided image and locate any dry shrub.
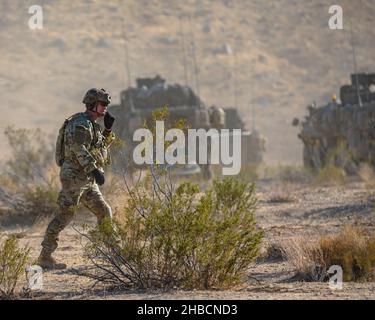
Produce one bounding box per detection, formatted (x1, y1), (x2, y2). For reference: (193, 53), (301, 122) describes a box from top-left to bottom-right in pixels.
(0, 179), (59, 226)
(0, 236), (30, 299)
(357, 163), (375, 189)
(320, 226), (375, 281)
(281, 236), (325, 281)
(268, 184), (296, 203)
(260, 165), (312, 184)
(314, 164), (347, 186)
(282, 226), (375, 282)
(3, 126), (54, 183)
(268, 193), (295, 203)
(266, 180), (297, 203)
(78, 177), (263, 290)
(258, 240), (285, 262)
(276, 165), (312, 184)
(216, 163), (258, 183)
(0, 126), (58, 226)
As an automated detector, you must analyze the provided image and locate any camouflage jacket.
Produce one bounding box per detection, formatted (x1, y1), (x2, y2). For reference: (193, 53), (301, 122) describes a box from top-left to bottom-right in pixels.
(62, 111), (115, 178)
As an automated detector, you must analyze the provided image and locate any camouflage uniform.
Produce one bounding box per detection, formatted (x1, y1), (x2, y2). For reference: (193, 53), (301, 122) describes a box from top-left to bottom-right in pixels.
(41, 111), (115, 255)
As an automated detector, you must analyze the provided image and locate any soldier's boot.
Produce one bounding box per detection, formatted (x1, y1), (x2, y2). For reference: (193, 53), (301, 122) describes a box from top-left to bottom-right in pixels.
(38, 205), (75, 270)
(37, 249), (67, 270)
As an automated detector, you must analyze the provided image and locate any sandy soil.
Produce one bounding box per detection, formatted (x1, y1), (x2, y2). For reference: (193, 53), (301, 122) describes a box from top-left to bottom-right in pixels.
(3, 179), (375, 300)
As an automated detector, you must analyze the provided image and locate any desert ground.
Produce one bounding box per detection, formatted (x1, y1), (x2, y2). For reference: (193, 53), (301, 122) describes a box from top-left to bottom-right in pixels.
(2, 178), (375, 300)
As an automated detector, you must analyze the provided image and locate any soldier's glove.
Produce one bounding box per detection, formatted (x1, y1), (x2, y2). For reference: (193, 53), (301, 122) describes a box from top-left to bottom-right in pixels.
(91, 168), (105, 186)
(104, 112), (115, 131)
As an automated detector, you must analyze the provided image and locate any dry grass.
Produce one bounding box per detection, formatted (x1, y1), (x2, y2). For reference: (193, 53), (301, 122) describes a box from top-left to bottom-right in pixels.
(357, 163), (375, 189)
(281, 236), (325, 281)
(258, 240), (285, 262)
(268, 191), (296, 203)
(259, 165), (313, 184)
(282, 226), (375, 282)
(314, 164), (347, 186)
(0, 127), (59, 226)
(211, 163), (259, 183)
(320, 226), (375, 281)
(267, 182), (297, 203)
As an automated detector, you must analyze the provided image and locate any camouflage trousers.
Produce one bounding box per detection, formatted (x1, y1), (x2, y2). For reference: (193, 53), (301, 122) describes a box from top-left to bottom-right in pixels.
(41, 177), (112, 255)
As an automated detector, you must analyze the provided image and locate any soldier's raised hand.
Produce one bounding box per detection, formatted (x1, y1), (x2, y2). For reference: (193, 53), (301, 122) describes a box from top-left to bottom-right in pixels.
(104, 111), (115, 130)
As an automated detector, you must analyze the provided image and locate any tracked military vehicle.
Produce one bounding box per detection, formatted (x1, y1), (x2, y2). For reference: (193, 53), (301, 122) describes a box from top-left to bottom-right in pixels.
(298, 73), (375, 174)
(109, 75), (266, 178)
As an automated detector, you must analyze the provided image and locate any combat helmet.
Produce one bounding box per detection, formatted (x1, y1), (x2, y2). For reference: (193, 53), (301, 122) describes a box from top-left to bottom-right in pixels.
(82, 88), (111, 109)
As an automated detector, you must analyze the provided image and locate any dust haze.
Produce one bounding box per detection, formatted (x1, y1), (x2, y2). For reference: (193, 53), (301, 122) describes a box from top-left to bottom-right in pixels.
(1, 0), (374, 165)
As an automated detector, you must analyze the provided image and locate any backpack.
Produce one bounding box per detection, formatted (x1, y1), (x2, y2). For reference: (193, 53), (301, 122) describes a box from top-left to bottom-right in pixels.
(55, 116), (73, 167)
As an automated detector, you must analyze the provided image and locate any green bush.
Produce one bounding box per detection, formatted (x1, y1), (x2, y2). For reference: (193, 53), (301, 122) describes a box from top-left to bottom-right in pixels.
(0, 236), (30, 299)
(79, 177), (263, 290)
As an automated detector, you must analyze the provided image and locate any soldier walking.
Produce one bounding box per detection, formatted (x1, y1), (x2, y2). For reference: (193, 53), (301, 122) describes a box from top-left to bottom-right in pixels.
(37, 88), (116, 270)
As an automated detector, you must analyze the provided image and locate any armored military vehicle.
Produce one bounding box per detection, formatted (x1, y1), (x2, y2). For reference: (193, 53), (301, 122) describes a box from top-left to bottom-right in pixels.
(109, 75), (266, 178)
(110, 75), (209, 139)
(298, 73), (375, 174)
